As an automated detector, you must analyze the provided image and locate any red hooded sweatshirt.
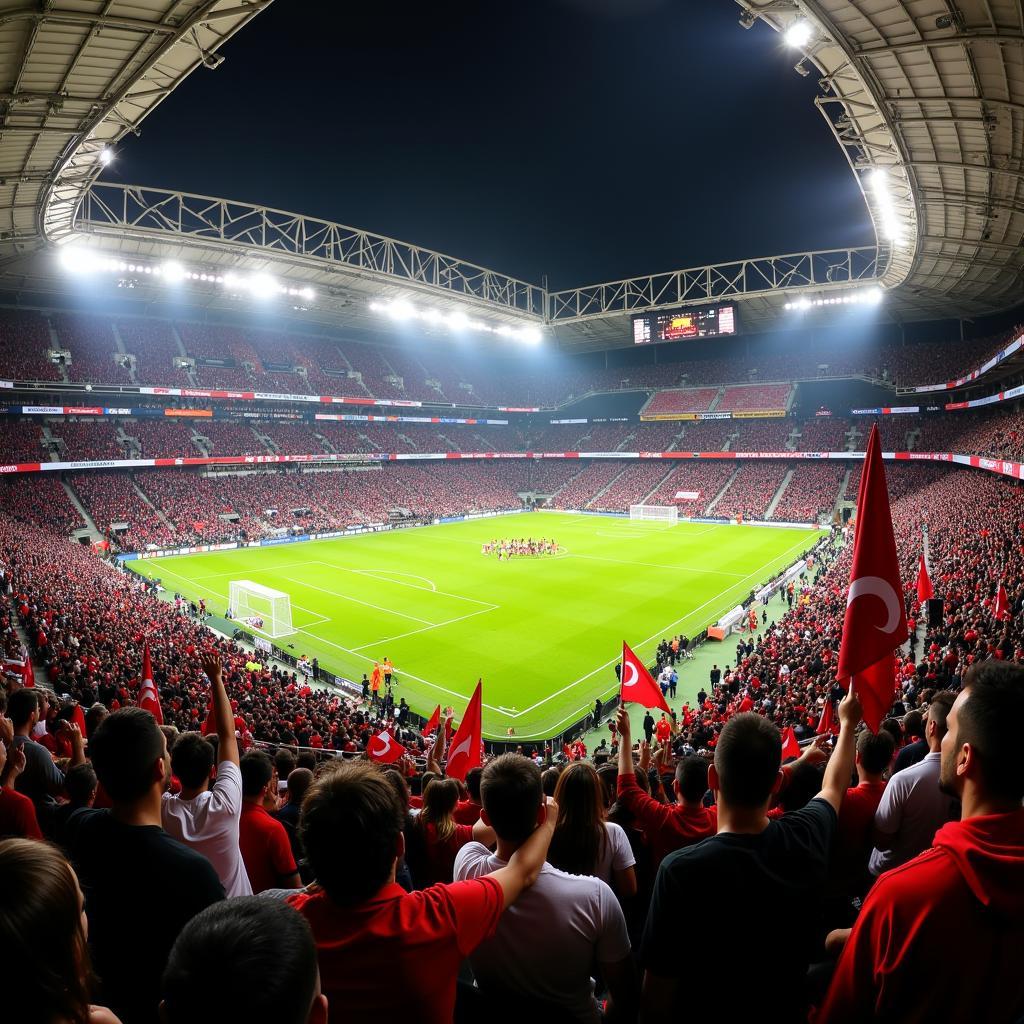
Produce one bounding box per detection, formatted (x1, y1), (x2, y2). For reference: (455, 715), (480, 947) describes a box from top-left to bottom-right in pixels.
(816, 808), (1024, 1023)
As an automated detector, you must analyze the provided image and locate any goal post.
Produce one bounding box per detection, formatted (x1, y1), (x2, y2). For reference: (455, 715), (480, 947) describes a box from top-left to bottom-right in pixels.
(228, 580), (296, 638)
(629, 504), (678, 524)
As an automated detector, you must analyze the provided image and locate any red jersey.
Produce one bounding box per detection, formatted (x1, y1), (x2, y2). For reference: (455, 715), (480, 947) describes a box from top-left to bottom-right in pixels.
(616, 772), (717, 865)
(655, 719), (672, 744)
(289, 877), (503, 1024)
(0, 786), (43, 840)
(816, 809), (1024, 1023)
(239, 802), (297, 893)
(452, 799), (482, 826)
(416, 821), (474, 886)
(831, 780), (887, 897)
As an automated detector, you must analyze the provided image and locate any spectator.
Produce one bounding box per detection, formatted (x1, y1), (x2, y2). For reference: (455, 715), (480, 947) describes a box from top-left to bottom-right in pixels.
(453, 765), (484, 824)
(10, 687), (84, 823)
(831, 728), (895, 905)
(51, 761), (98, 847)
(238, 749), (300, 893)
(289, 760), (554, 1024)
(869, 691), (960, 877)
(275, 766), (314, 865)
(0, 731), (43, 839)
(891, 709), (927, 772)
(454, 753), (637, 1022)
(818, 661), (1024, 1022)
(549, 761), (637, 899)
(161, 897), (327, 1024)
(0, 838), (122, 1024)
(161, 653), (250, 897)
(640, 686), (861, 1023)
(64, 707), (223, 1023)
(413, 776), (494, 886)
(614, 707), (716, 866)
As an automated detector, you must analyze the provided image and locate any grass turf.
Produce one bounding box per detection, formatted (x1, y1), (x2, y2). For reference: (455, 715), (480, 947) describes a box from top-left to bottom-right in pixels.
(126, 512), (824, 740)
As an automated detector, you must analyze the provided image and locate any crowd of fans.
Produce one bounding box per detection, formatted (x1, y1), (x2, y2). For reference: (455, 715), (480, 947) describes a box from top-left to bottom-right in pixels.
(640, 387), (719, 416)
(772, 463), (847, 522)
(717, 382), (793, 412)
(2, 307), (1020, 404)
(711, 461), (791, 520)
(588, 463), (674, 513)
(1, 456), (1021, 1022)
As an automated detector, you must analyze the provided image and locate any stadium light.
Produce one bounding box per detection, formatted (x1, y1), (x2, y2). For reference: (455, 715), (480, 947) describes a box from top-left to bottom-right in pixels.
(58, 246), (102, 274)
(784, 287), (885, 311)
(868, 168), (904, 244)
(784, 20), (812, 47)
(98, 147), (114, 167)
(161, 261), (187, 283)
(369, 296), (543, 345)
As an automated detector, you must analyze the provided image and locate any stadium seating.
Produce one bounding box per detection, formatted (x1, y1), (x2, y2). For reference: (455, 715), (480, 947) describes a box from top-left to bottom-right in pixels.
(771, 462), (846, 522)
(711, 461), (791, 521)
(51, 420), (127, 461)
(587, 462), (674, 512)
(640, 387), (719, 417)
(0, 310), (62, 381)
(717, 383), (792, 413)
(52, 314), (134, 385)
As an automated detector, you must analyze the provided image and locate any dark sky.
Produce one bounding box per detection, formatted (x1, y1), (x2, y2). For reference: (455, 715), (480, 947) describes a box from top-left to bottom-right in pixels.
(106, 0), (873, 290)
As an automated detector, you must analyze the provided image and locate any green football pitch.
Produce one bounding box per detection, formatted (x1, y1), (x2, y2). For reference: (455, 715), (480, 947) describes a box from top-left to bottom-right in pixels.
(126, 513), (824, 740)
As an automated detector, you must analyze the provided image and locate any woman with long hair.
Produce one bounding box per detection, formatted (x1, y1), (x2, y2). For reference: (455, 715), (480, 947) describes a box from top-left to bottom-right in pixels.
(0, 838), (121, 1024)
(412, 777), (494, 886)
(550, 762), (638, 899)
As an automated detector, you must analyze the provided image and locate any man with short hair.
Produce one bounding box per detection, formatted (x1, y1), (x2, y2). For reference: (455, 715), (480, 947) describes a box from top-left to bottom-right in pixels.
(869, 691), (959, 877)
(832, 728), (895, 902)
(275, 766), (314, 863)
(455, 753), (636, 1022)
(614, 707), (715, 866)
(453, 765), (484, 825)
(640, 686), (862, 1023)
(162, 653), (251, 897)
(65, 707), (224, 1023)
(239, 750), (300, 893)
(289, 760), (554, 1024)
(818, 661), (1024, 1022)
(891, 708), (927, 773)
(162, 897), (327, 1024)
(642, 711), (655, 744)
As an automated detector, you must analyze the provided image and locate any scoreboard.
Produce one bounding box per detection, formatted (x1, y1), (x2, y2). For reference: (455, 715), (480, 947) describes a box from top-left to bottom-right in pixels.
(632, 304), (738, 344)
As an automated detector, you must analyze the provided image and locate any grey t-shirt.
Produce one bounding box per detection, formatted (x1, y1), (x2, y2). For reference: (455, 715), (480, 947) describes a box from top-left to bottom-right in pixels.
(13, 734), (64, 807)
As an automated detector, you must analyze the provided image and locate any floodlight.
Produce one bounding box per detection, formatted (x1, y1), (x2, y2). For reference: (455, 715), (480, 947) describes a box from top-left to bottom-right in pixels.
(738, 9), (756, 29)
(784, 20), (812, 47)
(446, 310), (470, 330)
(300, 287), (315, 300)
(388, 299), (416, 319)
(249, 272), (278, 298)
(794, 60), (810, 77)
(59, 246), (99, 274)
(161, 261), (186, 283)
(518, 327), (543, 346)
(98, 147), (114, 167)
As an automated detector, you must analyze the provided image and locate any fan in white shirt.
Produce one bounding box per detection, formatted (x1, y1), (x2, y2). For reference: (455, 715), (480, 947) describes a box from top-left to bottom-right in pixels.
(161, 652), (251, 898)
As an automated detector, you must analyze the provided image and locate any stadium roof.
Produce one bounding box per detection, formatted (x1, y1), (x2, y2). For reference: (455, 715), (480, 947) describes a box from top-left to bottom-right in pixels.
(0, 0), (273, 260)
(0, 0), (1020, 354)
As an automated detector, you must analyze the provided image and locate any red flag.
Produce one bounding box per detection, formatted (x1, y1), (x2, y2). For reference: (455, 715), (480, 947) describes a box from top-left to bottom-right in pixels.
(781, 726), (801, 761)
(71, 704), (87, 735)
(367, 729), (406, 764)
(836, 424), (909, 732)
(816, 701), (838, 737)
(201, 700), (216, 736)
(423, 704), (441, 736)
(916, 554), (934, 603)
(444, 714), (453, 747)
(137, 642), (163, 725)
(620, 642), (671, 712)
(22, 659), (34, 688)
(994, 583), (1010, 622)
(446, 680), (483, 781)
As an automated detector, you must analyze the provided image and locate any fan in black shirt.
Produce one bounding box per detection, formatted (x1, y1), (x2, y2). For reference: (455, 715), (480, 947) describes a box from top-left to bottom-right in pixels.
(639, 686), (862, 1023)
(65, 708), (224, 1024)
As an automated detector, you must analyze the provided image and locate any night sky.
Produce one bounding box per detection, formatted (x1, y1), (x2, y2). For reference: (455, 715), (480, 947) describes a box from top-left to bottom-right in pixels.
(105, 0), (873, 290)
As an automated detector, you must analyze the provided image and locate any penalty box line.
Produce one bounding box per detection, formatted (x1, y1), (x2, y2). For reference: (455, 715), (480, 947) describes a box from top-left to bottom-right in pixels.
(508, 532), (817, 722)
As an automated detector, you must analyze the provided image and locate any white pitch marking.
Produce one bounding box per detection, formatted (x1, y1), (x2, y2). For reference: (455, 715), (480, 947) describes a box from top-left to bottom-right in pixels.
(509, 532), (817, 719)
(309, 561), (496, 608)
(279, 576), (440, 626)
(349, 604), (497, 652)
(353, 569), (438, 592)
(569, 551), (748, 578)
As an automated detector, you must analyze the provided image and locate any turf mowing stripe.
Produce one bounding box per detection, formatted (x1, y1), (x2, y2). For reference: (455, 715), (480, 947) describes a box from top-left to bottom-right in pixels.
(348, 604), (497, 652)
(278, 576), (441, 626)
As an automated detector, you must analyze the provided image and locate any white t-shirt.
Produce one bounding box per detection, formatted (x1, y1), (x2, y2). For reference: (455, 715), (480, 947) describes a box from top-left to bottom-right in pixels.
(593, 821), (636, 887)
(455, 843), (630, 1024)
(161, 760), (252, 898)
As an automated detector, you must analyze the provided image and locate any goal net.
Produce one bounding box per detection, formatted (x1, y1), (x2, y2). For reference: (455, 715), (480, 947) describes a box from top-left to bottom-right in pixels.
(629, 504), (678, 524)
(228, 580), (296, 638)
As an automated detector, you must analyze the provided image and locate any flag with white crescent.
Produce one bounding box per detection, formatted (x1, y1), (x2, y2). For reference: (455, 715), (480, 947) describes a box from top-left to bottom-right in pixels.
(994, 582), (1010, 622)
(620, 642), (671, 712)
(836, 424), (908, 732)
(446, 680), (483, 781)
(367, 729), (406, 764)
(781, 726), (801, 761)
(137, 641), (163, 725)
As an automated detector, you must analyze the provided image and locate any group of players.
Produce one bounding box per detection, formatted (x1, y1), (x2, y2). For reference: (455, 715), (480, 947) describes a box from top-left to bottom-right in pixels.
(482, 537), (560, 559)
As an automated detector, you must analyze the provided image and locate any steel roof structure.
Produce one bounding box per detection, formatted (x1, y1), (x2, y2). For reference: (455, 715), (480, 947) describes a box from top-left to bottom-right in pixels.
(0, 0), (1020, 353)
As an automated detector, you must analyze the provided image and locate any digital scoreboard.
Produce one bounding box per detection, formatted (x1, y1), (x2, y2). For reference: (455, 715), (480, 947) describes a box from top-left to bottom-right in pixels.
(632, 304), (738, 344)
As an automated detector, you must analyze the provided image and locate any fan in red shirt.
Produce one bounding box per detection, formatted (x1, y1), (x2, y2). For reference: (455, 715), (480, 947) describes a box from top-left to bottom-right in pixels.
(238, 751), (300, 893)
(452, 766), (484, 826)
(290, 761), (555, 1024)
(0, 740), (43, 840)
(613, 708), (716, 866)
(412, 777), (494, 886)
(817, 661), (1024, 1023)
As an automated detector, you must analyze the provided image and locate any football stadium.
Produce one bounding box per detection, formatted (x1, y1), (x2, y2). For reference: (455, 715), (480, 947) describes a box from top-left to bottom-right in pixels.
(0, 3), (1022, 1023)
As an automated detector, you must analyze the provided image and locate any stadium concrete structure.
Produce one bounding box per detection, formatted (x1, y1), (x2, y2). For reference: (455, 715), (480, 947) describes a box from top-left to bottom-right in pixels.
(1, 1), (1023, 738)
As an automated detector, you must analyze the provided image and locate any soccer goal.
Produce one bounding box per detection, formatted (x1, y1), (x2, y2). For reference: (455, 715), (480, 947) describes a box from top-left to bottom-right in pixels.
(629, 504), (678, 524)
(228, 580), (296, 638)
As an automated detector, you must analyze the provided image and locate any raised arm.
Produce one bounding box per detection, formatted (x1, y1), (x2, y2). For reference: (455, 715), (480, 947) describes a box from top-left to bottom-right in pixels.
(616, 707), (635, 778)
(815, 685), (862, 813)
(201, 651), (238, 765)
